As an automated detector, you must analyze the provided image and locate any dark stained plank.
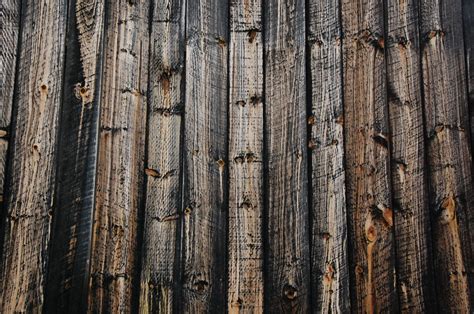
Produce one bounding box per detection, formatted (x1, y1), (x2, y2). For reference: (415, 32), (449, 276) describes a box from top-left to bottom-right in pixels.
(0, 0), (67, 311)
(420, 0), (474, 311)
(181, 0), (229, 312)
(463, 0), (474, 157)
(139, 0), (184, 312)
(45, 0), (106, 312)
(88, 0), (149, 312)
(227, 0), (264, 312)
(385, 0), (437, 311)
(263, 0), (311, 312)
(0, 0), (20, 207)
(341, 0), (398, 312)
(307, 0), (350, 312)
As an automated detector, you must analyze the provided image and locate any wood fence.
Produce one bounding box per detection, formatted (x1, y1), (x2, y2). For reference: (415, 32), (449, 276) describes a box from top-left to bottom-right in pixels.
(1, 0), (474, 312)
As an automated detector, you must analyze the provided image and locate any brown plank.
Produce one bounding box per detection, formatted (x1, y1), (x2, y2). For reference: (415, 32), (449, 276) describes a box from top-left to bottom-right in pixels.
(341, 0), (398, 312)
(385, 0), (437, 311)
(420, 0), (474, 311)
(45, 0), (106, 311)
(307, 0), (350, 312)
(263, 0), (311, 312)
(181, 0), (229, 312)
(227, 0), (264, 313)
(88, 0), (150, 312)
(139, 0), (184, 312)
(0, 0), (20, 207)
(0, 0), (67, 311)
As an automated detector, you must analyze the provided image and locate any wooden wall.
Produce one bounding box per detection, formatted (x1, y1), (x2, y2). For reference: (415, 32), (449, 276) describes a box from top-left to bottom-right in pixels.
(1, 0), (473, 312)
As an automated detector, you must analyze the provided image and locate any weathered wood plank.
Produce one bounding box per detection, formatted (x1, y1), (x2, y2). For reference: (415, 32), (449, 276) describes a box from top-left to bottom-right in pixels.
(0, 0), (67, 311)
(341, 0), (398, 312)
(263, 0), (311, 312)
(385, 0), (437, 311)
(307, 0), (350, 312)
(420, 0), (474, 310)
(45, 0), (106, 311)
(88, 0), (149, 312)
(181, 0), (229, 312)
(227, 0), (264, 313)
(463, 0), (474, 159)
(139, 0), (184, 312)
(0, 0), (20, 207)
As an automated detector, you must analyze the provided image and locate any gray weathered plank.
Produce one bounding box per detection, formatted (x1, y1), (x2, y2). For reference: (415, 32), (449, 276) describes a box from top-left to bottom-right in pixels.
(45, 0), (106, 311)
(181, 0), (229, 312)
(307, 0), (350, 312)
(0, 0), (67, 311)
(0, 0), (20, 207)
(88, 0), (149, 312)
(385, 0), (437, 311)
(263, 0), (311, 312)
(139, 0), (185, 312)
(341, 0), (398, 312)
(227, 0), (264, 313)
(420, 0), (474, 311)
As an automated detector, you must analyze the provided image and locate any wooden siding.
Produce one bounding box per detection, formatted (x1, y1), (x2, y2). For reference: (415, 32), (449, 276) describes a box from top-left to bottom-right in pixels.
(1, 0), (473, 312)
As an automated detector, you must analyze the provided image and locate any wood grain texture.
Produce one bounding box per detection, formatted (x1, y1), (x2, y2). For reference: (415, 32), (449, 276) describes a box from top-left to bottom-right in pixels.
(227, 0), (264, 313)
(0, 0), (20, 206)
(385, 0), (437, 311)
(45, 0), (106, 311)
(88, 0), (149, 312)
(181, 0), (229, 312)
(263, 0), (311, 312)
(420, 0), (474, 311)
(139, 0), (184, 312)
(341, 0), (398, 312)
(307, 0), (350, 312)
(463, 0), (474, 158)
(0, 0), (67, 311)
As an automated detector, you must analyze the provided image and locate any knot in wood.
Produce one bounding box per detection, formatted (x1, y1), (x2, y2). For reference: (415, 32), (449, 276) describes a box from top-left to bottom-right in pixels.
(283, 284), (297, 300)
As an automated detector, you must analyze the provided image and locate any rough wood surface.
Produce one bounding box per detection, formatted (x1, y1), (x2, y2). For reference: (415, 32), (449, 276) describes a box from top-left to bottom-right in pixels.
(45, 0), (106, 311)
(464, 0), (474, 156)
(385, 0), (437, 311)
(89, 0), (149, 312)
(420, 0), (474, 311)
(307, 0), (350, 312)
(227, 0), (264, 313)
(341, 0), (398, 312)
(263, 0), (311, 312)
(181, 0), (229, 312)
(139, 0), (184, 312)
(0, 0), (20, 206)
(0, 0), (67, 311)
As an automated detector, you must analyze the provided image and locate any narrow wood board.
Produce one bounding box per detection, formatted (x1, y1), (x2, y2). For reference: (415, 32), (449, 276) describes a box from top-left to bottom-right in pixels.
(263, 0), (311, 312)
(341, 0), (398, 311)
(307, 0), (350, 311)
(227, 0), (264, 312)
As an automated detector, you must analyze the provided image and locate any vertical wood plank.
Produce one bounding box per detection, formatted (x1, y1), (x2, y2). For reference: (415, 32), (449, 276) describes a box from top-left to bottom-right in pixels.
(341, 0), (398, 312)
(0, 0), (21, 207)
(263, 0), (311, 312)
(45, 0), (106, 311)
(0, 0), (67, 311)
(181, 0), (229, 312)
(139, 0), (185, 312)
(307, 0), (350, 312)
(420, 0), (474, 311)
(386, 0), (436, 312)
(464, 0), (474, 162)
(227, 0), (264, 312)
(385, 0), (437, 311)
(88, 0), (149, 312)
